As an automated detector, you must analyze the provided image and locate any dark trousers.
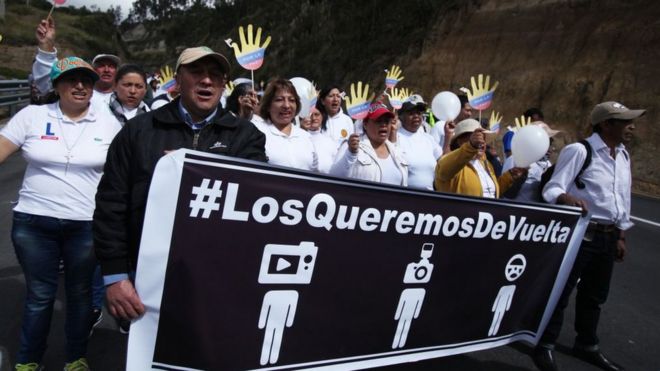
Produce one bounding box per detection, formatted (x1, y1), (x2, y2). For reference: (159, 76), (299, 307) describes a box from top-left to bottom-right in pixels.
(540, 228), (618, 348)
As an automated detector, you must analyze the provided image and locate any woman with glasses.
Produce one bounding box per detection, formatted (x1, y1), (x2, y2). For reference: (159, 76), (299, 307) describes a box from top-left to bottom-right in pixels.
(395, 96), (442, 190)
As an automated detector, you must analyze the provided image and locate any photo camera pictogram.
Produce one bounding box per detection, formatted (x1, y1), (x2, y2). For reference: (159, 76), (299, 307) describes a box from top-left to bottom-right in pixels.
(403, 243), (435, 284)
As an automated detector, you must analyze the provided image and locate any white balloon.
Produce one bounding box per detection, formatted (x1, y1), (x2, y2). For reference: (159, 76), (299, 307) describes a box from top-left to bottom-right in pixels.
(431, 91), (461, 121)
(289, 77), (314, 117)
(511, 125), (550, 168)
(289, 77), (313, 98)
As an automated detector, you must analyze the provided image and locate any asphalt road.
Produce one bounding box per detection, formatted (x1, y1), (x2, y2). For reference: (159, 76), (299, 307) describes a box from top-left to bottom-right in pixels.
(0, 153), (658, 371)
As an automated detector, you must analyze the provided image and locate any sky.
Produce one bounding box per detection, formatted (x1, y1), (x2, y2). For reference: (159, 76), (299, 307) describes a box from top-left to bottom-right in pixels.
(62, 0), (136, 19)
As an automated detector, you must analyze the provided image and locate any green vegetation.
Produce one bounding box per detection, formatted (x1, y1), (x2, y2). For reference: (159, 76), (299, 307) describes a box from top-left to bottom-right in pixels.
(1, 0), (118, 60)
(0, 66), (29, 79)
(123, 0), (460, 88)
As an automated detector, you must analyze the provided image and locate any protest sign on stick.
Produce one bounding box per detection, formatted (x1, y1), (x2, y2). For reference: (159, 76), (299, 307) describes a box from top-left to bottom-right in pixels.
(228, 24), (271, 89)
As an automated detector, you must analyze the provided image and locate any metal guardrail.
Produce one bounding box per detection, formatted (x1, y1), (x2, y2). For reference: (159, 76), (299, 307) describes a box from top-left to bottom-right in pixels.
(0, 80), (31, 116)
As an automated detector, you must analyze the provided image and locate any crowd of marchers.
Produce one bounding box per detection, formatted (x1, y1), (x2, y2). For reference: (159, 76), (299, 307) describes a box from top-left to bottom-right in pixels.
(0, 16), (645, 371)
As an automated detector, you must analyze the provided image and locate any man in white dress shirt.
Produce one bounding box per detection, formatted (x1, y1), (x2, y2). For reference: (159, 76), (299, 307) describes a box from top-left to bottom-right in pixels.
(533, 101), (645, 371)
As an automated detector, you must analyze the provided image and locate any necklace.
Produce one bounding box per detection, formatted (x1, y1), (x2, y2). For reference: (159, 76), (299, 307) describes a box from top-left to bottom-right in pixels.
(56, 103), (90, 175)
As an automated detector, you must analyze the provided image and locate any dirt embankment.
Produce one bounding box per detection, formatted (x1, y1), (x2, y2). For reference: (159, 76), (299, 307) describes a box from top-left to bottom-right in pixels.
(405, 0), (660, 195)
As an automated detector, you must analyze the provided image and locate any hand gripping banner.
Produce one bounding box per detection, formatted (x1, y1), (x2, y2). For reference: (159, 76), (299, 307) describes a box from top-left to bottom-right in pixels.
(127, 150), (587, 370)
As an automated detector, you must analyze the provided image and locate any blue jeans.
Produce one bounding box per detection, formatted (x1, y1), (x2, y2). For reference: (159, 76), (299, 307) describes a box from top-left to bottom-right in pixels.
(11, 211), (96, 363)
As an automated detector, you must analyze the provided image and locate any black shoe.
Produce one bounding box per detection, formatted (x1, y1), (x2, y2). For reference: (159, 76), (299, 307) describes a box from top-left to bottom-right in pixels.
(532, 347), (558, 371)
(572, 348), (624, 371)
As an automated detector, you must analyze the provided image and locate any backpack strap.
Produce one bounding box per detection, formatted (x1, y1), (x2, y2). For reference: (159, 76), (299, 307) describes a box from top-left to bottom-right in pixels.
(574, 139), (592, 189)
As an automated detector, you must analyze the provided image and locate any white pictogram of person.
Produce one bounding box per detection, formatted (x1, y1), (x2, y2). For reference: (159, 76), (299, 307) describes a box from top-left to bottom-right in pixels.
(258, 290), (299, 365)
(256, 242), (318, 366)
(488, 254), (527, 336)
(392, 288), (426, 348)
(391, 243), (434, 349)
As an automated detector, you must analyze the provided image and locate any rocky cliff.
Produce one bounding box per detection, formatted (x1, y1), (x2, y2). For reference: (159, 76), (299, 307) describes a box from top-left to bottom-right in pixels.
(404, 0), (659, 194)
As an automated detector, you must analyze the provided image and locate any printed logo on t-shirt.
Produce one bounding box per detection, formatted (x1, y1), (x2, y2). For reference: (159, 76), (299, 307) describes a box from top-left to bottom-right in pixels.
(94, 137), (103, 142)
(340, 129), (348, 138)
(40, 122), (59, 140)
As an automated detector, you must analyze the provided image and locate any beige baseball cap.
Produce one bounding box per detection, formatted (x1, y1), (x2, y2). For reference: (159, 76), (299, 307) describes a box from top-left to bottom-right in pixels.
(175, 46), (230, 74)
(590, 101), (645, 125)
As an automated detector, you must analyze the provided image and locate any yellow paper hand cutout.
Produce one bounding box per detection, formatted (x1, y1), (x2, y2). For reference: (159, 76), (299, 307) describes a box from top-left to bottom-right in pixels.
(385, 65), (405, 88)
(514, 115), (532, 129)
(224, 81), (235, 97)
(230, 24), (271, 70)
(467, 74), (499, 110)
(345, 81), (374, 120)
(387, 87), (411, 110)
(489, 111), (503, 132)
(158, 65), (176, 91)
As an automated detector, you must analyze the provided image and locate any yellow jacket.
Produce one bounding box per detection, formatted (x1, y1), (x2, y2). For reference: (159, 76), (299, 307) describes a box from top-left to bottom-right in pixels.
(434, 142), (513, 197)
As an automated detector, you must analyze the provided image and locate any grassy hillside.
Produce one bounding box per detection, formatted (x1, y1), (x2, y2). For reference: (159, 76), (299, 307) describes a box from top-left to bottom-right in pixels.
(0, 0), (118, 78)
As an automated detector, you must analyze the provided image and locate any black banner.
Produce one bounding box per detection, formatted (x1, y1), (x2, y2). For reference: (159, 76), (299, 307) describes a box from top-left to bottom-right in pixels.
(127, 150), (587, 371)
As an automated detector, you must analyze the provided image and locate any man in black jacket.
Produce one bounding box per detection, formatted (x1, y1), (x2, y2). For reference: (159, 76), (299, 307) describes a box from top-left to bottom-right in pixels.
(93, 46), (266, 322)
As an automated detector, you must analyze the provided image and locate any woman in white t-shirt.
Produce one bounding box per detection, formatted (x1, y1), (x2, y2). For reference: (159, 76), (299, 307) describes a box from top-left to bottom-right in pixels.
(108, 64), (151, 125)
(305, 106), (338, 174)
(0, 57), (121, 370)
(254, 78), (318, 172)
(316, 85), (354, 146)
(331, 102), (408, 186)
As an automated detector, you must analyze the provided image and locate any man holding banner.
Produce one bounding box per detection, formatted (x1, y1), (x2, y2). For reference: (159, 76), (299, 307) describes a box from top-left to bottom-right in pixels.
(535, 101), (645, 371)
(93, 46), (266, 324)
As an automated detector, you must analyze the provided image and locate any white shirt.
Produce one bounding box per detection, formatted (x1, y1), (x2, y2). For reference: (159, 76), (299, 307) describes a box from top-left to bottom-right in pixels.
(543, 133), (632, 230)
(121, 106), (139, 120)
(397, 126), (442, 190)
(254, 120), (318, 172)
(471, 158), (497, 198)
(376, 155), (404, 186)
(1, 103), (122, 220)
(503, 156), (551, 203)
(91, 90), (113, 108)
(430, 120), (447, 150)
(309, 130), (337, 174)
(324, 109), (354, 146)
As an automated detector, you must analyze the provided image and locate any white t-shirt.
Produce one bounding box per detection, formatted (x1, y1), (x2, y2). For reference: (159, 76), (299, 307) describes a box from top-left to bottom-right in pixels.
(324, 109), (354, 146)
(309, 130), (338, 174)
(430, 120), (447, 150)
(91, 90), (113, 107)
(1, 103), (122, 220)
(376, 154), (404, 186)
(121, 105), (140, 120)
(254, 120), (318, 172)
(397, 126), (442, 190)
(471, 159), (497, 199)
